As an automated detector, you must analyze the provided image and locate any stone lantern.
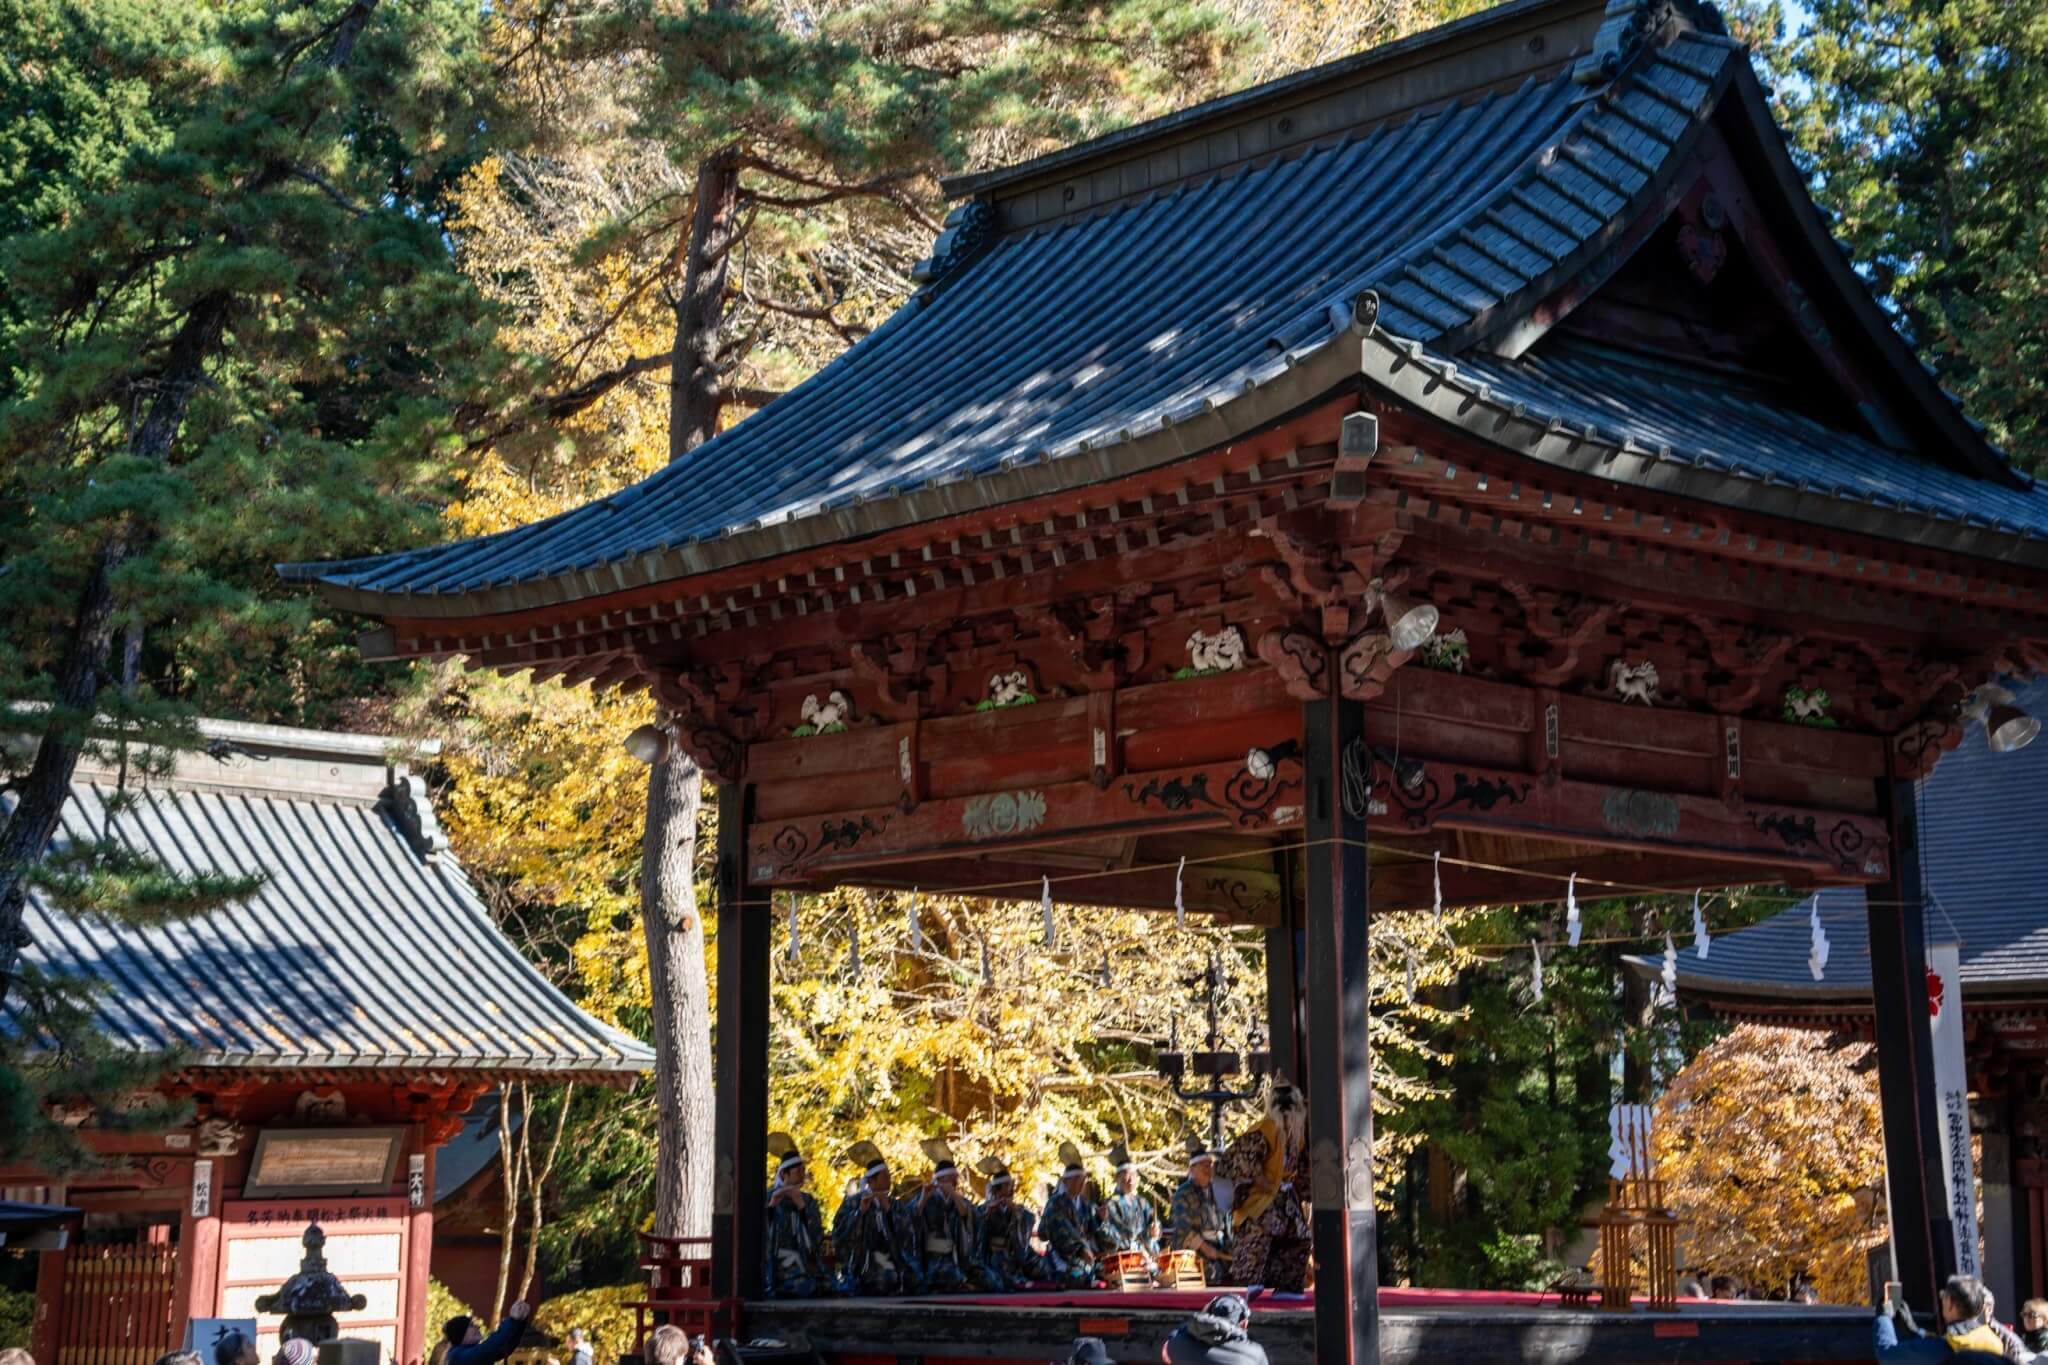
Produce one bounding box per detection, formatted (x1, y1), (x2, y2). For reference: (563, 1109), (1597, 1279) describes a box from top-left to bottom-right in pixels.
(255, 1225), (368, 1346)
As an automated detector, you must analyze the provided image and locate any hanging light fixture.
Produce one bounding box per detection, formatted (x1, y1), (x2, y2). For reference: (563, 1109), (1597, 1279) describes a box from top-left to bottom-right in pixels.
(1369, 578), (1439, 651)
(623, 723), (670, 765)
(1965, 683), (2040, 754)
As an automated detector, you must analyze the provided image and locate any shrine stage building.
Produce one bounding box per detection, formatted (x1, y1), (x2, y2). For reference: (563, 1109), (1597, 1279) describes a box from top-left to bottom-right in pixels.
(290, 0), (2048, 1359)
(0, 719), (653, 1365)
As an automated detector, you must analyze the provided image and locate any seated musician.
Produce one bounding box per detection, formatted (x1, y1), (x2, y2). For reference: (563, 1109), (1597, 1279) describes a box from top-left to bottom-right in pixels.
(762, 1132), (833, 1298)
(1037, 1142), (1108, 1289)
(909, 1138), (976, 1292)
(973, 1157), (1050, 1292)
(1166, 1138), (1231, 1285)
(831, 1140), (920, 1295)
(1100, 1140), (1161, 1268)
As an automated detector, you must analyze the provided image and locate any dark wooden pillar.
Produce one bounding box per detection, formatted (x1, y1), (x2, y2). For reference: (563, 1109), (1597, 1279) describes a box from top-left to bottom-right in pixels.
(713, 781), (771, 1308)
(1868, 776), (1954, 1313)
(1266, 848), (1305, 1083)
(1302, 688), (1379, 1365)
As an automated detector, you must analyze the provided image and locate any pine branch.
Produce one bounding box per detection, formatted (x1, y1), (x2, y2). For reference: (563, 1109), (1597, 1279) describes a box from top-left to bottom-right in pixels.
(290, 166), (372, 218)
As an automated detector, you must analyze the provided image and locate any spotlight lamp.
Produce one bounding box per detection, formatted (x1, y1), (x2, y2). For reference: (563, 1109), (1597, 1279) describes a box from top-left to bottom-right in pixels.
(1963, 683), (2040, 754)
(1368, 579), (1440, 652)
(623, 722), (672, 766)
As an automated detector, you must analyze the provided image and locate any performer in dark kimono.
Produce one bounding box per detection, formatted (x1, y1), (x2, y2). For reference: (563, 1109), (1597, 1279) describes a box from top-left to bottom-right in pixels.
(1166, 1138), (1231, 1285)
(908, 1138), (976, 1293)
(1036, 1142), (1107, 1289)
(1100, 1141), (1161, 1267)
(831, 1141), (919, 1296)
(762, 1132), (833, 1298)
(973, 1157), (1048, 1292)
(1217, 1075), (1312, 1293)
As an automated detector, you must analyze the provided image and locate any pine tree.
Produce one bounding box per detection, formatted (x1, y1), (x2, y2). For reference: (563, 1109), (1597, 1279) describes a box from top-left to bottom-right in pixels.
(0, 0), (506, 998)
(466, 0), (1253, 1244)
(1735, 0), (2048, 469)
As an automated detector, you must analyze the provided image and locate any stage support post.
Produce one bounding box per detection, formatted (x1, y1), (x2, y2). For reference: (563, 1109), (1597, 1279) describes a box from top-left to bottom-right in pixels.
(1266, 849), (1305, 1084)
(1302, 687), (1379, 1365)
(713, 780), (772, 1310)
(1868, 775), (1954, 1313)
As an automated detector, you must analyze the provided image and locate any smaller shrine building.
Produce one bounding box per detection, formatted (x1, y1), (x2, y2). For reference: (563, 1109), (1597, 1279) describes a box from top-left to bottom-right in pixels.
(1, 719), (653, 1365)
(1648, 675), (2048, 1311)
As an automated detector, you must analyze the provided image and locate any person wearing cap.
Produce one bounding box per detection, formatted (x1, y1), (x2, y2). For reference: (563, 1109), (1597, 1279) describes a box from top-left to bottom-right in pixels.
(1163, 1294), (1270, 1365)
(1217, 1076), (1312, 1293)
(1037, 1142), (1108, 1289)
(764, 1132), (832, 1298)
(1167, 1138), (1231, 1285)
(973, 1156), (1050, 1292)
(442, 1299), (532, 1365)
(831, 1140), (919, 1295)
(1068, 1338), (1114, 1365)
(1100, 1140), (1161, 1268)
(909, 1138), (976, 1292)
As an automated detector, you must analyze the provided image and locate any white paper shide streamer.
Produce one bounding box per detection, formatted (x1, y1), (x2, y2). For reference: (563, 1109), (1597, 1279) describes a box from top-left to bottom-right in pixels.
(785, 894), (800, 962)
(1433, 850), (1443, 922)
(1661, 931), (1678, 1003)
(1042, 876), (1056, 945)
(1692, 889), (1710, 959)
(1808, 899), (1831, 981)
(1530, 940), (1544, 1003)
(1566, 873), (1582, 947)
(1174, 856), (1187, 929)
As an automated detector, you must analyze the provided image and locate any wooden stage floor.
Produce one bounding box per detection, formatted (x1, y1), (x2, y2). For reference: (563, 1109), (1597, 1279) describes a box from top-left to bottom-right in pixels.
(743, 1286), (1876, 1363)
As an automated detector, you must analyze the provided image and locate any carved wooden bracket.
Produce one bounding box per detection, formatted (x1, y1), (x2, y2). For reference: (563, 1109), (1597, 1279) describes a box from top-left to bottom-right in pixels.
(1257, 628), (1329, 699)
(850, 636), (934, 719)
(1695, 622), (1795, 712)
(1337, 629), (1412, 701)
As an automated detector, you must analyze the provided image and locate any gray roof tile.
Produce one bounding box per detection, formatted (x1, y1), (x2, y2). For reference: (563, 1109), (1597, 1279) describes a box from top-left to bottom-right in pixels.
(5, 765), (653, 1077)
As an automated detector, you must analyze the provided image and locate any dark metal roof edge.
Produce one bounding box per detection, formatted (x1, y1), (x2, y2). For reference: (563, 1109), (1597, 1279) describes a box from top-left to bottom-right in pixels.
(1358, 328), (2048, 574)
(941, 0), (1590, 202)
(1716, 64), (2024, 488)
(305, 324), (1372, 624)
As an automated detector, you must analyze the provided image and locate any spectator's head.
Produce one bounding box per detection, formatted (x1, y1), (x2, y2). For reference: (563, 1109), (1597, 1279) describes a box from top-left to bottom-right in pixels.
(1184, 1295), (1252, 1347)
(1709, 1276), (1737, 1300)
(2, 1349), (37, 1365)
(154, 1353), (202, 1365)
(1069, 1339), (1112, 1365)
(646, 1326), (687, 1365)
(680, 1339), (713, 1365)
(1941, 1274), (1990, 1325)
(1188, 1152), (1215, 1190)
(2023, 1298), (2048, 1330)
(273, 1339), (316, 1365)
(215, 1330), (258, 1365)
(443, 1317), (480, 1349)
(564, 1331), (585, 1349)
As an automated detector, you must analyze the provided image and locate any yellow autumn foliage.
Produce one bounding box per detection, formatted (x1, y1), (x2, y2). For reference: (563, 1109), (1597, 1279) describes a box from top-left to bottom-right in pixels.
(1655, 1023), (1888, 1303)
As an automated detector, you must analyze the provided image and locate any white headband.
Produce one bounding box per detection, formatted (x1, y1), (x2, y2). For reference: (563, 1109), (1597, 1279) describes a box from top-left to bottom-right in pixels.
(864, 1160), (889, 1179)
(777, 1153), (804, 1174)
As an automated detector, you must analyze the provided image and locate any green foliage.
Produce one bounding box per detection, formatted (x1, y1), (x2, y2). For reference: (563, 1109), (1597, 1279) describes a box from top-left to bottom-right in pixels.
(31, 839), (264, 921)
(0, 1283), (31, 1351)
(1735, 0), (2048, 470)
(425, 1278), (481, 1350)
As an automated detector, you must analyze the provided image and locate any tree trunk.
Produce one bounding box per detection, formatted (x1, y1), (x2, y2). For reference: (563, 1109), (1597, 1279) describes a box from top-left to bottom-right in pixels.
(668, 149), (742, 453)
(641, 747), (712, 1238)
(0, 293), (228, 998)
(495, 1082), (525, 1317)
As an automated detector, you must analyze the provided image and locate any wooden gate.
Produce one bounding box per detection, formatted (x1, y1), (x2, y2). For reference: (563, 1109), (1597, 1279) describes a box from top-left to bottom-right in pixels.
(57, 1242), (179, 1365)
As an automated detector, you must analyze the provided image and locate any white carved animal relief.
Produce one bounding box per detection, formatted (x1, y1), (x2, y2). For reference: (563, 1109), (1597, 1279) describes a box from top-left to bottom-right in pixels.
(800, 690), (851, 731)
(1185, 626), (1247, 674)
(987, 670), (1034, 706)
(1606, 658), (1661, 705)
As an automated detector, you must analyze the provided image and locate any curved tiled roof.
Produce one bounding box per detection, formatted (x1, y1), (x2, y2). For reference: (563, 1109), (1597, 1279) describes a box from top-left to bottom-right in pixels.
(1627, 675), (2048, 1005)
(3, 729), (653, 1078)
(290, 30), (1741, 605)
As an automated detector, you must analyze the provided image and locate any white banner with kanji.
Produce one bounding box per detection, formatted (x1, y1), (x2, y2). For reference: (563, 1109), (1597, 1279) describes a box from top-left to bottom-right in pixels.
(1929, 941), (1980, 1278)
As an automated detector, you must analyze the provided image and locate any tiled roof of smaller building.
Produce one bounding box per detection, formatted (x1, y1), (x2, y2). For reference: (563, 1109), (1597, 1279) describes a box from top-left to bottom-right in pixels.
(1626, 676), (2048, 1005)
(3, 720), (654, 1079)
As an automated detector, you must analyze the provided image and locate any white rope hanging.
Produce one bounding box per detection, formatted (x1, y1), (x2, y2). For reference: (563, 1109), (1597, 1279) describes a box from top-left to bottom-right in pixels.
(1530, 939), (1544, 1003)
(1692, 888), (1710, 959)
(908, 888), (923, 954)
(1432, 850), (1443, 923)
(1566, 872), (1582, 947)
(1174, 856), (1187, 929)
(785, 893), (800, 962)
(1041, 876), (1056, 946)
(1808, 899), (1830, 981)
